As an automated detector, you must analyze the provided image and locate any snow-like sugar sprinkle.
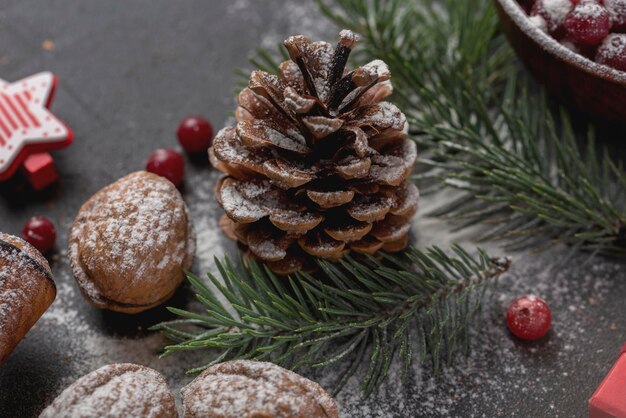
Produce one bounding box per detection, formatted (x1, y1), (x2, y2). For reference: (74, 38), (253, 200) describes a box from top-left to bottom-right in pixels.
(598, 34), (626, 59)
(363, 102), (407, 130)
(560, 38), (580, 52)
(503, 0), (626, 79)
(539, 0), (573, 25)
(82, 179), (185, 274)
(182, 361), (337, 417)
(571, 1), (607, 19)
(361, 60), (390, 79)
(605, 0), (626, 25)
(530, 15), (548, 32)
(249, 239), (286, 260)
(39, 364), (175, 418)
(220, 181), (270, 221)
(0, 235), (51, 335)
(69, 172), (194, 306)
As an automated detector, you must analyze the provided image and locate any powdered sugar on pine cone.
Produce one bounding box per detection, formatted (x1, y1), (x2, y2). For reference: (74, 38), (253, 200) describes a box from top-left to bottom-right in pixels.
(210, 30), (418, 274)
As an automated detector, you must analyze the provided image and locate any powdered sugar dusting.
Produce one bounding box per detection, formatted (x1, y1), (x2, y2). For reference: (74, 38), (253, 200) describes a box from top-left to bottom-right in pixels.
(598, 33), (626, 59)
(606, 0), (626, 27)
(363, 102), (407, 131)
(219, 180), (270, 221)
(0, 235), (52, 339)
(530, 15), (548, 32)
(535, 0), (573, 30)
(0, 247), (31, 335)
(69, 171), (195, 308)
(182, 360), (338, 417)
(318, 245), (626, 417)
(504, 0), (626, 78)
(571, 1), (607, 19)
(39, 364), (176, 418)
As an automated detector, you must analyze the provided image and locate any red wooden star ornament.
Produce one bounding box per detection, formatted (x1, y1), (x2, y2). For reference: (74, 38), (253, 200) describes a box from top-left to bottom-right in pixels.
(0, 72), (73, 190)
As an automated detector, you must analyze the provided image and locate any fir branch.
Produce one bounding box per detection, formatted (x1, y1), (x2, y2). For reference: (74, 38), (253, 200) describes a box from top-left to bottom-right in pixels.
(320, 0), (626, 256)
(428, 85), (626, 255)
(153, 246), (510, 394)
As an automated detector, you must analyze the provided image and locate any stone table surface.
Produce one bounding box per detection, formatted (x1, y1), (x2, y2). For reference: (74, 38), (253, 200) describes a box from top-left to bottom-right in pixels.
(0, 1), (625, 417)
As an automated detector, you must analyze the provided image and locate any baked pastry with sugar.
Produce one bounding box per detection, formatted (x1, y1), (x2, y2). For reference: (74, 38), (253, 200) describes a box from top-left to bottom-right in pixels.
(0, 233), (56, 366)
(181, 360), (339, 418)
(39, 363), (177, 418)
(69, 171), (196, 314)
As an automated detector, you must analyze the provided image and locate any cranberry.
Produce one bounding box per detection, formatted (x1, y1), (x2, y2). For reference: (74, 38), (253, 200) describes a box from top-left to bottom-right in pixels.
(605, 0), (626, 31)
(145, 148), (185, 187)
(22, 215), (56, 254)
(176, 116), (214, 153)
(596, 33), (626, 70)
(506, 295), (552, 341)
(564, 0), (611, 45)
(531, 0), (576, 36)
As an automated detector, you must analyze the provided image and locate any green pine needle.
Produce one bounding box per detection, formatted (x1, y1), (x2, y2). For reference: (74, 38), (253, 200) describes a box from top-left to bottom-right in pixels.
(153, 246), (510, 395)
(319, 0), (626, 256)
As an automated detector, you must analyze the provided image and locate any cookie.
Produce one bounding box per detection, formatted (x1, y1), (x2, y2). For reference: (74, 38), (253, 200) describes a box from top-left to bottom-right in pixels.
(0, 233), (56, 366)
(181, 360), (339, 418)
(39, 363), (177, 418)
(69, 171), (196, 314)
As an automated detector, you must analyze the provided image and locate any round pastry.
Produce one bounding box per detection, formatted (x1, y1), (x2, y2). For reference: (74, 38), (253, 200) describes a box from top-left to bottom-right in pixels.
(39, 363), (177, 418)
(0, 233), (56, 366)
(69, 171), (196, 314)
(181, 360), (339, 418)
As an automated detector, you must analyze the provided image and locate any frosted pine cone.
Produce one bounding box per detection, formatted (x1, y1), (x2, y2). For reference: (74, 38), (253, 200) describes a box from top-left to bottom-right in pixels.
(210, 30), (418, 274)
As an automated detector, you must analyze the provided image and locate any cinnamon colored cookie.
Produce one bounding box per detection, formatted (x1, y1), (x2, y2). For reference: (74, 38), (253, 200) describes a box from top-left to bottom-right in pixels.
(69, 171), (196, 314)
(39, 363), (177, 418)
(181, 360), (339, 418)
(0, 233), (56, 366)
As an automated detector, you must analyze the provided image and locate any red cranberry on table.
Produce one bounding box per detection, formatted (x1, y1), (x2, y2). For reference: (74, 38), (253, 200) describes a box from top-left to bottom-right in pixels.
(176, 116), (214, 153)
(564, 0), (611, 45)
(22, 216), (56, 254)
(596, 33), (626, 69)
(506, 295), (552, 341)
(145, 148), (185, 187)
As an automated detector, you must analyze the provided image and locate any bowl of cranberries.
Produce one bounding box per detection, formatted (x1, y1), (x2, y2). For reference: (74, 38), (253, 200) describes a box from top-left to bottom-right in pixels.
(494, 0), (626, 124)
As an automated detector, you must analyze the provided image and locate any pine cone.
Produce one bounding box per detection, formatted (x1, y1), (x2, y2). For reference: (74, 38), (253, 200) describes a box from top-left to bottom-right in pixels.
(210, 30), (418, 274)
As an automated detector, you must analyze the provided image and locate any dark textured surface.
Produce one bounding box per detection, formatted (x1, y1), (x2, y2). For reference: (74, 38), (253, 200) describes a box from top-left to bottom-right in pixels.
(0, 1), (625, 417)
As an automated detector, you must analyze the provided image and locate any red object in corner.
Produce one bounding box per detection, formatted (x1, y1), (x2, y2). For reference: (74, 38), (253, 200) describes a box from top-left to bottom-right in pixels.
(0, 72), (73, 187)
(589, 343), (626, 418)
(20, 152), (58, 190)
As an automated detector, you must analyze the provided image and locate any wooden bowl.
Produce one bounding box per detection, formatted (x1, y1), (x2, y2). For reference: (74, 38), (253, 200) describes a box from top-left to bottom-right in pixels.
(494, 0), (626, 125)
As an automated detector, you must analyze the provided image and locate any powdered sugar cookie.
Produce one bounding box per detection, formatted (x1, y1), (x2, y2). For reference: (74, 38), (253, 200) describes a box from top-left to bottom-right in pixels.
(39, 363), (176, 418)
(181, 360), (339, 418)
(0, 233), (56, 366)
(69, 171), (195, 314)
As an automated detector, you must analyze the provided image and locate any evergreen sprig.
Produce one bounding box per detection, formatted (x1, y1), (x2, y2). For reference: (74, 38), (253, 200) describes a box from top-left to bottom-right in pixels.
(319, 0), (626, 256)
(153, 246), (510, 394)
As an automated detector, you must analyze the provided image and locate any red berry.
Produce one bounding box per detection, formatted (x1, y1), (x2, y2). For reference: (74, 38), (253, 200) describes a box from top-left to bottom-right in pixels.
(176, 116), (214, 153)
(531, 0), (575, 36)
(596, 33), (626, 70)
(605, 0), (626, 31)
(506, 295), (552, 341)
(564, 0), (611, 45)
(146, 148), (185, 187)
(22, 215), (56, 254)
